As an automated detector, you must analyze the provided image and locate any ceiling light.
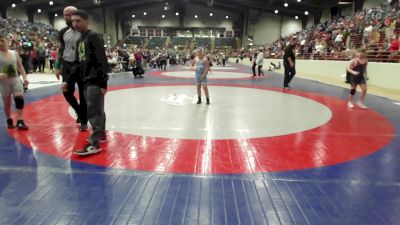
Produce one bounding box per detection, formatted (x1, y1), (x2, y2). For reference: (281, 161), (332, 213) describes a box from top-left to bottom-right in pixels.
(132, 14), (135, 18)
(284, 3), (288, 7)
(37, 9), (41, 13)
(55, 13), (58, 17)
(175, 12), (179, 16)
(305, 11), (309, 15)
(143, 12), (147, 15)
(210, 12), (213, 16)
(49, 1), (53, 5)
(226, 16), (229, 19)
(297, 0), (301, 2)
(162, 15), (165, 18)
(295, 16), (299, 19)
(11, 3), (16, 8)
(275, 10), (279, 14)
(338, 1), (353, 5)
(195, 15), (198, 18)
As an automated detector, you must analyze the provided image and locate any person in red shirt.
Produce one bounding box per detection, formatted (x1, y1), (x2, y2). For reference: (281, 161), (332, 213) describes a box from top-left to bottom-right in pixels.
(30, 47), (38, 72)
(134, 50), (142, 64)
(49, 48), (57, 72)
(389, 35), (400, 62)
(389, 35), (399, 51)
(133, 50), (144, 78)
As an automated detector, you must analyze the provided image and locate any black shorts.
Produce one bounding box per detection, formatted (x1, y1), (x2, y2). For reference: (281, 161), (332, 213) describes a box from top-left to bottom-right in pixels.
(346, 72), (366, 85)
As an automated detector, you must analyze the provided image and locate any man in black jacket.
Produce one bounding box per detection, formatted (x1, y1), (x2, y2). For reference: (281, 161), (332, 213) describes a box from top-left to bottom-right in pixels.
(283, 38), (298, 90)
(71, 10), (109, 156)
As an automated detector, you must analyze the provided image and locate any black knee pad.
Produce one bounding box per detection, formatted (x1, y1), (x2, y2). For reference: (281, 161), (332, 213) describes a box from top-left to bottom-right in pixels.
(14, 96), (24, 109)
(350, 89), (356, 95)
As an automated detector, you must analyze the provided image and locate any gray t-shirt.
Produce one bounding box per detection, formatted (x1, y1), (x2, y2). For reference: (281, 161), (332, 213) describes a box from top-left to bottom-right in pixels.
(62, 28), (81, 62)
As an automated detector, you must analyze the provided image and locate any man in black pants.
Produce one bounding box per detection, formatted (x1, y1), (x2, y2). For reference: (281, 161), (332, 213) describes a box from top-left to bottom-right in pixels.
(251, 51), (257, 77)
(256, 48), (265, 77)
(55, 6), (88, 131)
(160, 52), (167, 70)
(283, 38), (298, 90)
(71, 10), (109, 156)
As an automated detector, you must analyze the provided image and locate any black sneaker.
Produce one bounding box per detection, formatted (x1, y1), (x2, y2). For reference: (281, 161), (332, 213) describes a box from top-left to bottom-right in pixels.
(16, 120), (29, 130)
(197, 99), (202, 104)
(80, 123), (89, 131)
(7, 119), (15, 129)
(206, 98), (210, 105)
(73, 144), (101, 156)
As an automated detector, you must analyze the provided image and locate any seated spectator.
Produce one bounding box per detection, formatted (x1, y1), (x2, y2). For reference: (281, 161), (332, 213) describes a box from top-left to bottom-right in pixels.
(389, 35), (400, 51)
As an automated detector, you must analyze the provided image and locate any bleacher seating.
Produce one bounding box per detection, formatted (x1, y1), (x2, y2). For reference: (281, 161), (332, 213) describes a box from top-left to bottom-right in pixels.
(171, 37), (192, 46)
(125, 36), (147, 46)
(195, 37), (211, 48)
(147, 37), (167, 49)
(0, 17), (58, 45)
(262, 2), (400, 63)
(216, 38), (235, 48)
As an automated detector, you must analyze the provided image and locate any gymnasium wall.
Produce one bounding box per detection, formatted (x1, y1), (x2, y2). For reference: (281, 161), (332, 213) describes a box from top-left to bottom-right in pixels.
(128, 8), (180, 30)
(320, 8), (331, 22)
(6, 5), (118, 45)
(228, 58), (400, 91)
(127, 5), (238, 32)
(341, 5), (353, 16)
(249, 13), (281, 45)
(7, 7), (51, 25)
(363, 0), (387, 9)
(33, 13), (50, 25)
(184, 5), (237, 31)
(54, 17), (65, 30)
(104, 7), (118, 46)
(306, 15), (314, 28)
(281, 17), (303, 37)
(249, 12), (302, 45)
(6, 7), (28, 21)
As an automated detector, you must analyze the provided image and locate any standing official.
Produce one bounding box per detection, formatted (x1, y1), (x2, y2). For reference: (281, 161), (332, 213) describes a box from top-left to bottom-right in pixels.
(55, 6), (88, 131)
(256, 48), (265, 77)
(283, 38), (298, 90)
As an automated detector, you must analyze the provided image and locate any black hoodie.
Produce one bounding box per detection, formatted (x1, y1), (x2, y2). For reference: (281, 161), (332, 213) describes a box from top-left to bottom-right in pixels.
(77, 29), (109, 89)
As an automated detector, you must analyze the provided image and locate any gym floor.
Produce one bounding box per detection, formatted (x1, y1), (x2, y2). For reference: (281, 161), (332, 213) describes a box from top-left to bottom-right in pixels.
(0, 63), (399, 225)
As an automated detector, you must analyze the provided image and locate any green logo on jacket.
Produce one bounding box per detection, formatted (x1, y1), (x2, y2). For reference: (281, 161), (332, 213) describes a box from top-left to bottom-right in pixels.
(78, 42), (86, 61)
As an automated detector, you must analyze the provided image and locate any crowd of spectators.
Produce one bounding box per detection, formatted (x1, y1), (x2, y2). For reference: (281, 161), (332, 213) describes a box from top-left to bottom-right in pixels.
(231, 1), (400, 63)
(0, 17), (59, 73)
(2, 0), (400, 76)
